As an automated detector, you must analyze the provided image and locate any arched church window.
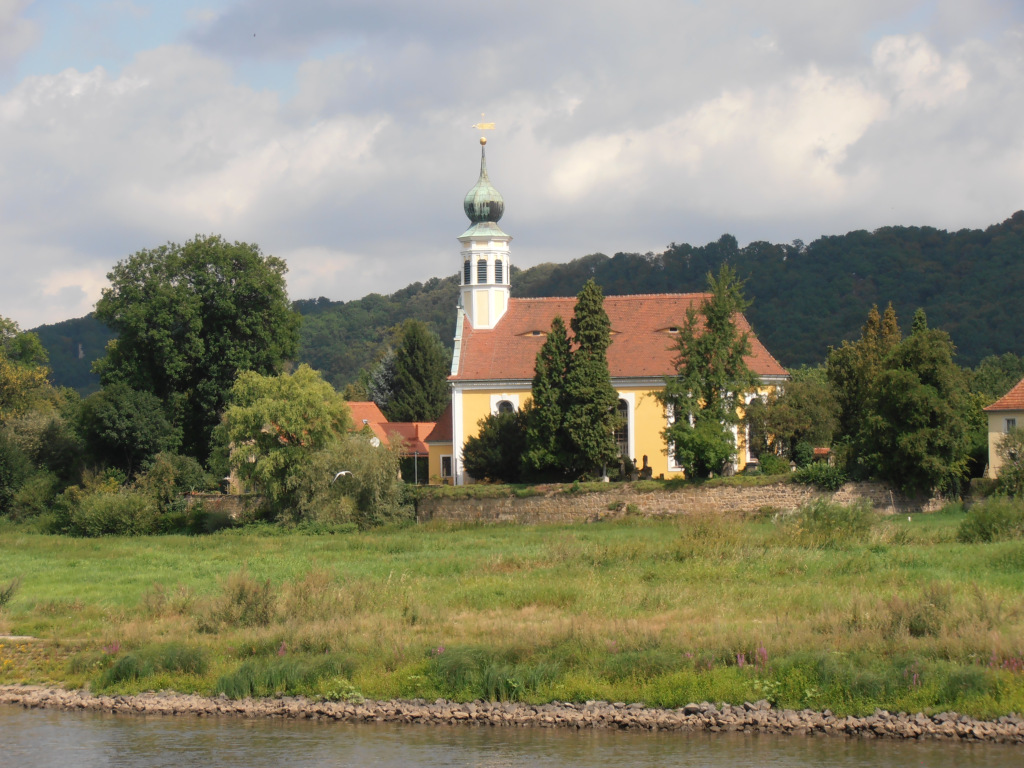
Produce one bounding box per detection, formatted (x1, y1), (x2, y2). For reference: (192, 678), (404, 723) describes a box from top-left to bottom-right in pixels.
(464, 260), (471, 285)
(496, 400), (514, 414)
(495, 259), (504, 284)
(477, 259), (488, 284)
(614, 399), (629, 457)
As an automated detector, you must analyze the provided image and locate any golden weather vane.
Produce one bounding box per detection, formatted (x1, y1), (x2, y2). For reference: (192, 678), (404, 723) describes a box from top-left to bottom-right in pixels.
(472, 113), (495, 144)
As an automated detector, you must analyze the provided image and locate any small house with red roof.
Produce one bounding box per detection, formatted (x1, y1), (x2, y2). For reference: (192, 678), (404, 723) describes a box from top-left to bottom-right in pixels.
(428, 137), (788, 485)
(984, 376), (1024, 478)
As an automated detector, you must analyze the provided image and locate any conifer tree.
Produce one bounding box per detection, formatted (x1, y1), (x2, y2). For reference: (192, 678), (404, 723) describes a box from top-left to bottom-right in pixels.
(657, 265), (758, 478)
(522, 316), (571, 477)
(562, 279), (620, 477)
(386, 320), (449, 422)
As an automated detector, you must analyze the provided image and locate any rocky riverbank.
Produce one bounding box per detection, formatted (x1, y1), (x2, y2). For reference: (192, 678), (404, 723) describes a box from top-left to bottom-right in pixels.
(1, 685), (1021, 743)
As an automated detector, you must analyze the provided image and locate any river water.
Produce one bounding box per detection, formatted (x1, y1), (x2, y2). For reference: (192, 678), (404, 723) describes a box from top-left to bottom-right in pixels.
(1, 704), (1019, 767)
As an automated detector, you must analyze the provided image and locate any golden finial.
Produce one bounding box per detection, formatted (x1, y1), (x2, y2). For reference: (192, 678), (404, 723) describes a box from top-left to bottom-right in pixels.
(472, 113), (495, 144)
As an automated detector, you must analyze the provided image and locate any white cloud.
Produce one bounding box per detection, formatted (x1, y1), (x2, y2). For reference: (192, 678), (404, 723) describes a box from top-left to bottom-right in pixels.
(0, 0), (38, 67)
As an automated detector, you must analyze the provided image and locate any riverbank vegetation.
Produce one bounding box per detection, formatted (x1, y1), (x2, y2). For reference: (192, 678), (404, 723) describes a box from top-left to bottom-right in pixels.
(1, 501), (1022, 719)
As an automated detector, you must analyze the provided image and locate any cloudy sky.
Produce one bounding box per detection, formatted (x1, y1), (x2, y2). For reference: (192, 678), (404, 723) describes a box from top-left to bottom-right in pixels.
(2, 0), (1023, 329)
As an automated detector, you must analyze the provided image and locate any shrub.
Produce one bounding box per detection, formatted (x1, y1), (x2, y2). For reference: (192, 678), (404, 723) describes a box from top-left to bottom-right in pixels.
(0, 430), (30, 516)
(97, 653), (153, 688)
(793, 462), (847, 491)
(60, 489), (159, 536)
(757, 454), (790, 476)
(957, 497), (1024, 543)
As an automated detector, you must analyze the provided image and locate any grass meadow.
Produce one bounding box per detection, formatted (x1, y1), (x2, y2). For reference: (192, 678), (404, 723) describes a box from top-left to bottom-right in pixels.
(1, 502), (1023, 718)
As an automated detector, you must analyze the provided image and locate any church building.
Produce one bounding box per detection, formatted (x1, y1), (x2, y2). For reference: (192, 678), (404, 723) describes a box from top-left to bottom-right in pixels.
(425, 138), (788, 485)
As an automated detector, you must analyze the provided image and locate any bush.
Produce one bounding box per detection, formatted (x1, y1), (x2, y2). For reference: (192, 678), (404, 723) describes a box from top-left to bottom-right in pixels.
(957, 497), (1024, 543)
(60, 489), (159, 536)
(0, 578), (19, 609)
(0, 430), (30, 516)
(429, 646), (562, 702)
(757, 453), (790, 476)
(793, 462), (847, 491)
(9, 471), (60, 520)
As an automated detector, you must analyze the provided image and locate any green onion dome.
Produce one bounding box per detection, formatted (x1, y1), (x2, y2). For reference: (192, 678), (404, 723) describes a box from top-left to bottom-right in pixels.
(463, 138), (505, 224)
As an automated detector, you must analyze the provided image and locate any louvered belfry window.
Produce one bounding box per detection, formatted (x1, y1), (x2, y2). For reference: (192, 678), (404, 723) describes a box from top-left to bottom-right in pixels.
(463, 259), (471, 285)
(477, 259), (488, 283)
(495, 259), (504, 284)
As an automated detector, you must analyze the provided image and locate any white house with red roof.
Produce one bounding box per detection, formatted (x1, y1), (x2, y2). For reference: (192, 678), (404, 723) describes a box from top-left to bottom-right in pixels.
(984, 377), (1024, 478)
(427, 138), (789, 485)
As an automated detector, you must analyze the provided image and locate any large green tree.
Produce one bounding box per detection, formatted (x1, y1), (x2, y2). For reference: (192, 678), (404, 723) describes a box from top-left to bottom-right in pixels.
(855, 310), (972, 496)
(562, 279), (620, 477)
(657, 265), (758, 478)
(385, 320), (449, 422)
(522, 316), (572, 478)
(744, 366), (839, 464)
(463, 410), (528, 484)
(0, 317), (52, 425)
(94, 235), (300, 462)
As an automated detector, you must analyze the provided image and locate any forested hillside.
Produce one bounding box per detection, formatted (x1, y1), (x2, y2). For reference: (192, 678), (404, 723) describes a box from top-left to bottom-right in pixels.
(31, 315), (114, 395)
(34, 212), (1024, 392)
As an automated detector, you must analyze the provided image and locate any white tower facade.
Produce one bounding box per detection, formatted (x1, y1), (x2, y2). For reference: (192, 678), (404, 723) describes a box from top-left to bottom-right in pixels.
(459, 138), (511, 330)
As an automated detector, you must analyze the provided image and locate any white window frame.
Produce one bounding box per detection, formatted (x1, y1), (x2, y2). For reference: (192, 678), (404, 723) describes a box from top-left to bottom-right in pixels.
(490, 393), (520, 414)
(1006, 418), (1017, 433)
(440, 455), (453, 478)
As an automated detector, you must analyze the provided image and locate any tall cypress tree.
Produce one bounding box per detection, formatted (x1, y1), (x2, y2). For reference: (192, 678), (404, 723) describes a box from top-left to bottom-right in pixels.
(562, 279), (620, 477)
(386, 320), (449, 422)
(523, 315), (571, 477)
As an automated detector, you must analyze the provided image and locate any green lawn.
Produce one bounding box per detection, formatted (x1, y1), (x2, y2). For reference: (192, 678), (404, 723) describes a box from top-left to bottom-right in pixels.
(1, 506), (1022, 718)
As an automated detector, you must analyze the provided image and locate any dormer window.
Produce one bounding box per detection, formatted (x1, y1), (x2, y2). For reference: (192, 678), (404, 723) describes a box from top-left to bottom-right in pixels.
(658, 326), (681, 334)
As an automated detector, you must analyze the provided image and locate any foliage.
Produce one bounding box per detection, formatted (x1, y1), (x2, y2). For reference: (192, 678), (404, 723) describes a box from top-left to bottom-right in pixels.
(57, 488), (160, 537)
(856, 310), (972, 496)
(561, 279), (621, 477)
(384, 319), (450, 422)
(220, 365), (352, 515)
(995, 426), (1024, 497)
(756, 453), (790, 476)
(0, 577), (18, 608)
(957, 497), (1024, 543)
(745, 366), (839, 462)
(288, 435), (409, 529)
(522, 316), (572, 478)
(78, 383), (180, 477)
(826, 303), (902, 445)
(0, 316), (52, 425)
(29, 314), (113, 395)
(134, 452), (214, 512)
(970, 352), (1024, 400)
(93, 235), (300, 462)
(0, 429), (31, 516)
(366, 347), (396, 413)
(462, 410), (528, 484)
(658, 265), (758, 478)
(792, 461), (848, 491)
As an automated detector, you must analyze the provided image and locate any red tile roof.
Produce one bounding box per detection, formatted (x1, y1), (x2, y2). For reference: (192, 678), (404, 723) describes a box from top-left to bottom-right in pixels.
(985, 376), (1024, 412)
(452, 294), (788, 381)
(347, 401), (390, 445)
(386, 422), (435, 454)
(425, 402), (453, 443)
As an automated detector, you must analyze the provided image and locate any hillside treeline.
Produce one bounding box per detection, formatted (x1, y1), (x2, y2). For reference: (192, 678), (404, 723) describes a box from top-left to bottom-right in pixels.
(34, 212), (1024, 392)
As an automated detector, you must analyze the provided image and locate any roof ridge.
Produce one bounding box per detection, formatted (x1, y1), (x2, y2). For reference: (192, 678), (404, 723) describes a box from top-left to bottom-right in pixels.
(510, 292), (711, 302)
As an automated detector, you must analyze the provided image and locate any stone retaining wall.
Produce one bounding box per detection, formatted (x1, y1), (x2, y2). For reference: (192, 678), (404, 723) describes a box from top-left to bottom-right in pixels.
(416, 481), (941, 525)
(1, 687), (1019, 742)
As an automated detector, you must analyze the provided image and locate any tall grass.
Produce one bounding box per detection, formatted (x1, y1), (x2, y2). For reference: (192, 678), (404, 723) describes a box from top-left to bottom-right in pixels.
(2, 499), (1024, 717)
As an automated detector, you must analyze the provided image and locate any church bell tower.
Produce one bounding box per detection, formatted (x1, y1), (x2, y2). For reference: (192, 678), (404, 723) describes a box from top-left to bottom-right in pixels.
(459, 135), (511, 330)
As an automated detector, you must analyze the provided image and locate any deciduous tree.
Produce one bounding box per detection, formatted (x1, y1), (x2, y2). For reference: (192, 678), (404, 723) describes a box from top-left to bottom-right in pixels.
(94, 235), (300, 462)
